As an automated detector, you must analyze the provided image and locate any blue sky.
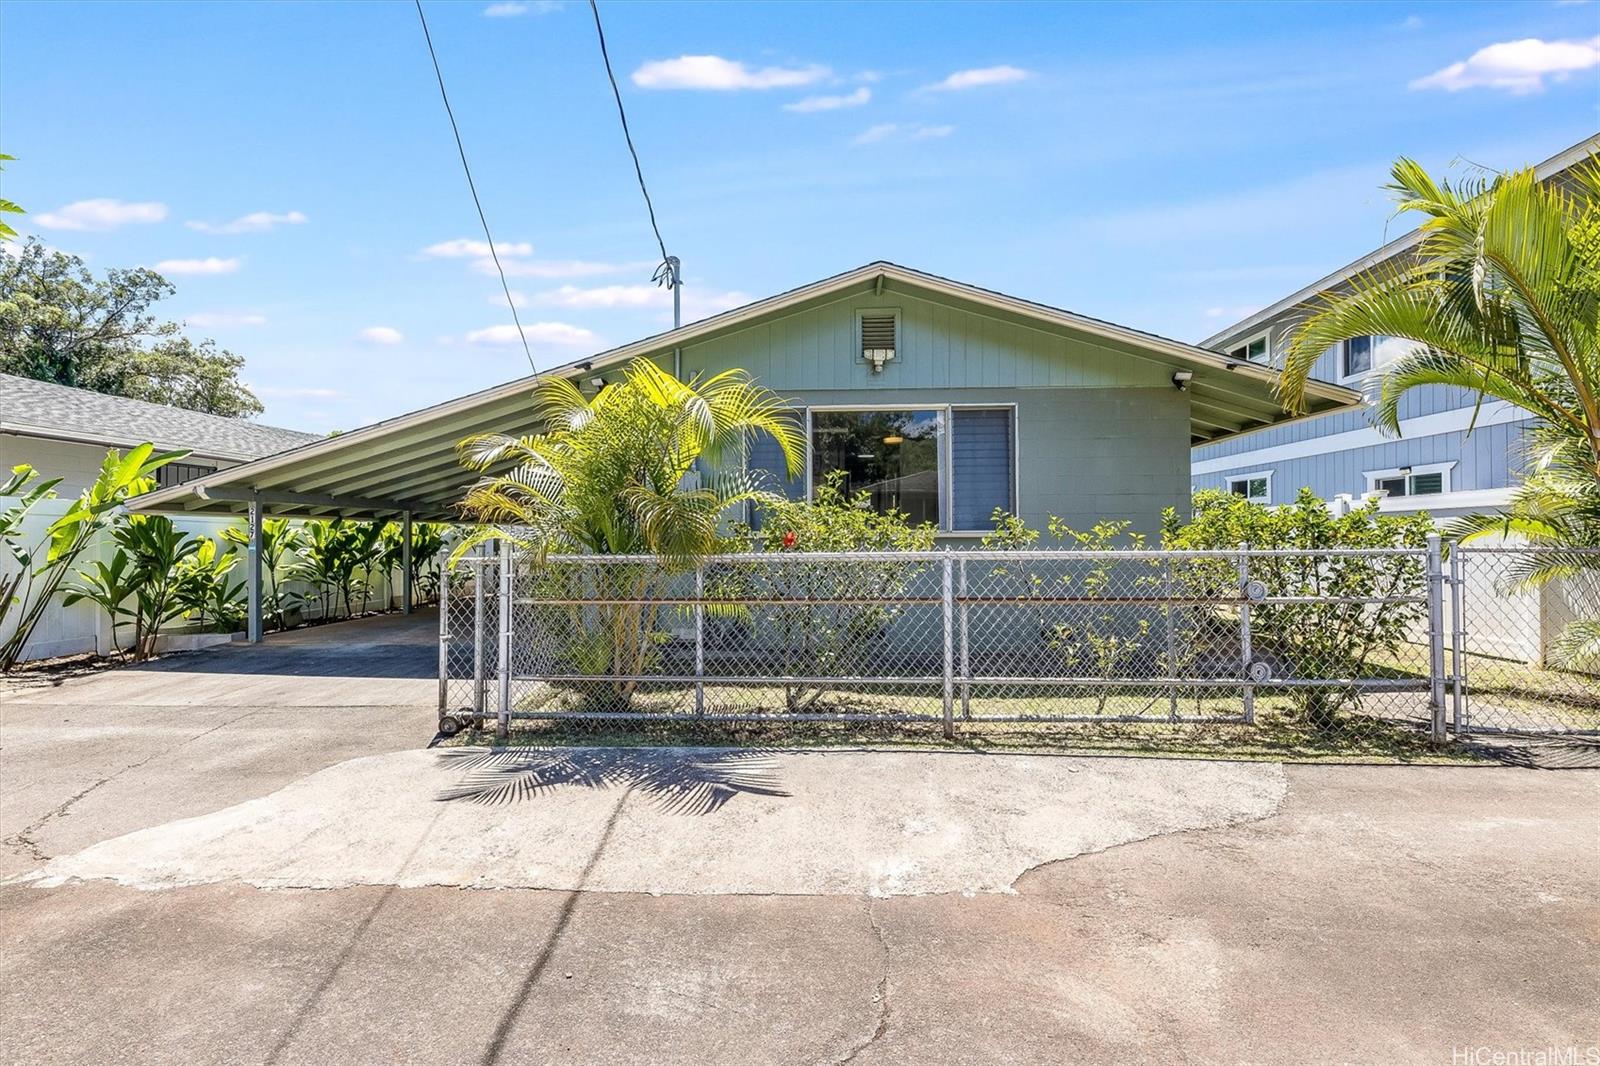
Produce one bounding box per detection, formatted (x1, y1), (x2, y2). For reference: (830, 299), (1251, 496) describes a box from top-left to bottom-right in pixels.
(3, 0), (1597, 432)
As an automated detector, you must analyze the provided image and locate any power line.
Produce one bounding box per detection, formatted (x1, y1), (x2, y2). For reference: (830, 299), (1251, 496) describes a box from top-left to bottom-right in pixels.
(587, 0), (681, 328)
(413, 0), (536, 372)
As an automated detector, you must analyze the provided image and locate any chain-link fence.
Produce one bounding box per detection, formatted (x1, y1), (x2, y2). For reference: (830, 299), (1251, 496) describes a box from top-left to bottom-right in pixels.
(1453, 547), (1600, 737)
(439, 540), (1526, 756)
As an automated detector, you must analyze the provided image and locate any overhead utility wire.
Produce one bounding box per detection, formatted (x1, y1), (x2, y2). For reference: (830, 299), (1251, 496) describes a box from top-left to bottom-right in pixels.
(587, 0), (682, 328)
(413, 0), (536, 371)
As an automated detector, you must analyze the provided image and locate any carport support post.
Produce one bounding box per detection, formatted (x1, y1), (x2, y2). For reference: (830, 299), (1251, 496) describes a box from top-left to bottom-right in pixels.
(401, 510), (413, 614)
(497, 538), (513, 740)
(1426, 533), (1447, 744)
(246, 495), (263, 644)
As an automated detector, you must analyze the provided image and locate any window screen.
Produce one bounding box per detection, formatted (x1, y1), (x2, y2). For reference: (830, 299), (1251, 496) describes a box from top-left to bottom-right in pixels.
(951, 408), (1014, 529)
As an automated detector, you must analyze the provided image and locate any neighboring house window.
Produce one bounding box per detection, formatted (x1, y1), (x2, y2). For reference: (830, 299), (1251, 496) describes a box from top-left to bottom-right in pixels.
(1228, 473), (1271, 504)
(155, 461), (218, 488)
(1366, 463), (1451, 498)
(1342, 336), (1374, 379)
(1227, 333), (1269, 363)
(790, 405), (1017, 533)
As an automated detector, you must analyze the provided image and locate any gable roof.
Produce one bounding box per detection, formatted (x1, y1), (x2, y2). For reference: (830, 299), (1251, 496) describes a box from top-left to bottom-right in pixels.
(0, 372), (320, 463)
(1201, 133), (1600, 350)
(127, 261), (1360, 522)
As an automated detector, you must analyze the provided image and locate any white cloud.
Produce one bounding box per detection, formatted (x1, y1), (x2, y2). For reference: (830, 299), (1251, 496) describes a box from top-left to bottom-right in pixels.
(483, 0), (560, 14)
(679, 288), (752, 322)
(35, 198), (167, 231)
(631, 55), (829, 91)
(784, 87), (871, 113)
(923, 65), (1031, 92)
(535, 284), (663, 309)
(853, 123), (954, 145)
(185, 210), (307, 235)
(481, 257), (648, 279)
(184, 311), (267, 328)
(530, 283), (750, 320)
(359, 326), (405, 345)
(254, 385), (342, 400)
(153, 257), (240, 275)
(466, 322), (595, 346)
(1203, 305), (1262, 321)
(1410, 35), (1600, 94)
(421, 237), (534, 258)
(853, 123), (900, 145)
(1400, 14), (1424, 30)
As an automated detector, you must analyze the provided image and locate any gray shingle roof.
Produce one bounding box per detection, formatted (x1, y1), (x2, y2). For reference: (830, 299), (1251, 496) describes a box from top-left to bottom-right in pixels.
(0, 373), (321, 462)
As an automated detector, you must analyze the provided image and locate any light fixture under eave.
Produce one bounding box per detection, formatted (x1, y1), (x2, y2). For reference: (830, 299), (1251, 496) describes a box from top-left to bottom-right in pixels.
(883, 434), (904, 445)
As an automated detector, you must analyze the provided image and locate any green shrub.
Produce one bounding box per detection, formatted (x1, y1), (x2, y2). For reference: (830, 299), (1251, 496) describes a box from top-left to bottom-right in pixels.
(1162, 488), (1435, 730)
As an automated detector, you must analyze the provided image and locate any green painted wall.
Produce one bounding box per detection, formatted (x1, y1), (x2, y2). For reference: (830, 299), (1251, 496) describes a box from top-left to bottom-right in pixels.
(668, 289), (1190, 536)
(678, 289), (1172, 393)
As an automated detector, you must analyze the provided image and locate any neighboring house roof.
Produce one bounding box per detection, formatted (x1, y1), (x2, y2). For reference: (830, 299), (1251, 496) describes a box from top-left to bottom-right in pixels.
(0, 372), (320, 462)
(128, 260), (1361, 523)
(1200, 133), (1600, 351)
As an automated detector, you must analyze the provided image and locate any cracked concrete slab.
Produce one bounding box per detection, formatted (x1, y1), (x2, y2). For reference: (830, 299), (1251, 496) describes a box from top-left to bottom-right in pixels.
(13, 747), (1287, 896)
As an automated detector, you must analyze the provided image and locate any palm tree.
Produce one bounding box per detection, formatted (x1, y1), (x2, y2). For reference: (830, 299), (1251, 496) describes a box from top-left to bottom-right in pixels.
(1277, 153), (1600, 663)
(457, 358), (803, 561)
(455, 358), (803, 706)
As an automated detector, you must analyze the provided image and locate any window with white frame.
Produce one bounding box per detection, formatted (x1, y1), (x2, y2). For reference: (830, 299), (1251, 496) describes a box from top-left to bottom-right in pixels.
(758, 405), (1016, 533)
(1366, 462), (1451, 498)
(1227, 332), (1269, 364)
(1228, 472), (1271, 503)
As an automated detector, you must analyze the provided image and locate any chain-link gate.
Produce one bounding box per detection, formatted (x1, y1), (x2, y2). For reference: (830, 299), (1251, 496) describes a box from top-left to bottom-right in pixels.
(1451, 546), (1600, 737)
(438, 538), (1485, 751)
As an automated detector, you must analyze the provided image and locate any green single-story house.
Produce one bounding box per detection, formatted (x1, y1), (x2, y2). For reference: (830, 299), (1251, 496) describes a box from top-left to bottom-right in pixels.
(129, 262), (1357, 635)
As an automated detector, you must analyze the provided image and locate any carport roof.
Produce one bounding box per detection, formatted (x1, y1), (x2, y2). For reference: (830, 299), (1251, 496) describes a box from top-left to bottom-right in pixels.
(127, 261), (1360, 522)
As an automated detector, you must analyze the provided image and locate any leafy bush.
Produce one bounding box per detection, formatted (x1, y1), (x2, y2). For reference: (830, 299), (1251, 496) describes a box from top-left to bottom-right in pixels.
(978, 514), (1154, 712)
(742, 472), (938, 710)
(1162, 488), (1435, 730)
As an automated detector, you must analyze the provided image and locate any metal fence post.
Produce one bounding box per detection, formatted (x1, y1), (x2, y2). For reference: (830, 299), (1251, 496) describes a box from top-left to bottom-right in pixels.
(942, 550), (955, 739)
(1164, 558), (1178, 722)
(437, 551), (450, 716)
(472, 549), (487, 716)
(694, 563), (706, 715)
(958, 555), (970, 720)
(1426, 533), (1447, 744)
(497, 538), (513, 741)
(1237, 542), (1254, 726)
(1452, 546), (1469, 735)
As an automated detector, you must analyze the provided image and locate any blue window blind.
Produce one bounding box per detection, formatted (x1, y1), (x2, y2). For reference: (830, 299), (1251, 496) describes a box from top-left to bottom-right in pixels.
(746, 431), (805, 529)
(951, 408), (1014, 530)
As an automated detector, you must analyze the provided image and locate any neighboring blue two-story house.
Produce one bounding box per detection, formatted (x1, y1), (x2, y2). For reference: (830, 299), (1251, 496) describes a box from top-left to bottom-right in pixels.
(1191, 135), (1597, 518)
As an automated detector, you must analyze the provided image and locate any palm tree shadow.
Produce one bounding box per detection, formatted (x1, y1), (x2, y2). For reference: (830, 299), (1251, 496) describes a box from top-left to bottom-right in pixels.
(432, 747), (791, 815)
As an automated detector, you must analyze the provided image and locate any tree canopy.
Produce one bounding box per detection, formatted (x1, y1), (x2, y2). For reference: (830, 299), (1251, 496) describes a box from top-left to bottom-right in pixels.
(0, 237), (263, 417)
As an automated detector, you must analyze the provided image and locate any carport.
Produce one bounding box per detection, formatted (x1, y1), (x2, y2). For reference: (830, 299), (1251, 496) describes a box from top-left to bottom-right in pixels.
(126, 372), (549, 642)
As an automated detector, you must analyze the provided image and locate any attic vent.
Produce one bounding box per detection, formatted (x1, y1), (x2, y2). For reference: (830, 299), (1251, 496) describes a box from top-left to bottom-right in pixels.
(860, 311), (897, 373)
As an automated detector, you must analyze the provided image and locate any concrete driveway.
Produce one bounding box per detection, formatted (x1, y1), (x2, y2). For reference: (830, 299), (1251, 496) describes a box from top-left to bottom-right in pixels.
(2, 613), (1597, 1065)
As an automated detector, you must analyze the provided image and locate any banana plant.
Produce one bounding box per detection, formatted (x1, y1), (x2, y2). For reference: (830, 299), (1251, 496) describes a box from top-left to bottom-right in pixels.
(1, 464), (63, 640)
(61, 551), (142, 658)
(115, 515), (203, 660)
(1, 444), (185, 670)
(174, 538), (245, 634)
(220, 517), (303, 630)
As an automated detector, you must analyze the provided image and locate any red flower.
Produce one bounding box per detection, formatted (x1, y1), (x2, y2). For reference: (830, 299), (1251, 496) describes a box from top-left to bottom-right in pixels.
(781, 530), (797, 549)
